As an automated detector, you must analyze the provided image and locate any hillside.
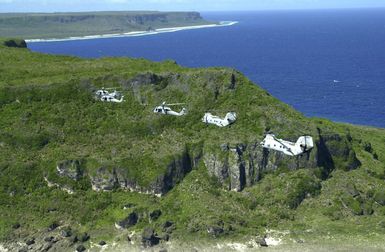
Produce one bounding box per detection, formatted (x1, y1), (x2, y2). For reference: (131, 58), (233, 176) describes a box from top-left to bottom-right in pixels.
(0, 38), (385, 251)
(0, 11), (213, 39)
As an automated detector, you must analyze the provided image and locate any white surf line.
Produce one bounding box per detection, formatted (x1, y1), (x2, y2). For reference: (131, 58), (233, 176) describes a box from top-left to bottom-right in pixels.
(26, 21), (238, 43)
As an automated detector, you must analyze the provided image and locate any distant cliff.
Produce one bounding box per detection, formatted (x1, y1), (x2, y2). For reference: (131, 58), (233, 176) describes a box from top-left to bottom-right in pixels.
(0, 11), (214, 39)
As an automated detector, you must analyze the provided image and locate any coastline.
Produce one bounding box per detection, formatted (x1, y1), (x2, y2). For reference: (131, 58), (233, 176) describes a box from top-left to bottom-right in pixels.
(25, 21), (238, 43)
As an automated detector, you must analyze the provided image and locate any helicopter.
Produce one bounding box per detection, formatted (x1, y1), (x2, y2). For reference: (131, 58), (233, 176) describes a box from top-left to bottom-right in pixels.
(153, 102), (187, 116)
(95, 89), (109, 97)
(260, 133), (314, 156)
(95, 87), (121, 98)
(95, 87), (124, 103)
(107, 90), (121, 99)
(100, 95), (124, 103)
(202, 112), (237, 127)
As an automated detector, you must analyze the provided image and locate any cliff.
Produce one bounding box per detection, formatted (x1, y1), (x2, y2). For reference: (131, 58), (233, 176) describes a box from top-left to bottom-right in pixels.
(0, 40), (385, 251)
(0, 11), (213, 39)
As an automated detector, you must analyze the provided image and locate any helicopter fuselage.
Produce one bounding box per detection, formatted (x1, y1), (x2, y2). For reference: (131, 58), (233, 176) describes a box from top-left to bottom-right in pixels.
(96, 90), (109, 96)
(260, 134), (313, 156)
(153, 106), (186, 116)
(100, 95), (124, 103)
(202, 112), (236, 127)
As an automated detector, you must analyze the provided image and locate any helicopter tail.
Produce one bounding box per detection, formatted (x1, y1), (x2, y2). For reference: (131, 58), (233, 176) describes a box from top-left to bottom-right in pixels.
(225, 112), (237, 123)
(179, 108), (187, 116)
(295, 136), (314, 151)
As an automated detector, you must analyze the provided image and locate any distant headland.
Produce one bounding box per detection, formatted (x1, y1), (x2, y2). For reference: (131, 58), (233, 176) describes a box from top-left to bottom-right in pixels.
(0, 11), (237, 41)
(25, 21), (238, 43)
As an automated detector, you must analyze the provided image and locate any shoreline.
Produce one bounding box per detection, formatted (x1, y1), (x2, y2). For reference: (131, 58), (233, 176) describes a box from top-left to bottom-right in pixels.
(25, 21), (238, 43)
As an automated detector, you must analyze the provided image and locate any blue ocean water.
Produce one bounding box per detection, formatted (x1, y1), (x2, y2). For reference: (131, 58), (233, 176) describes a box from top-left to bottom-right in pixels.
(28, 9), (385, 128)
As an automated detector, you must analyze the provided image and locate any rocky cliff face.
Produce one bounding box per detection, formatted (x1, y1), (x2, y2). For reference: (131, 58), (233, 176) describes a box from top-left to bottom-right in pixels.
(38, 12), (203, 25)
(1, 12), (203, 25)
(203, 130), (361, 191)
(57, 160), (84, 181)
(87, 148), (201, 195)
(149, 150), (195, 195)
(55, 130), (360, 195)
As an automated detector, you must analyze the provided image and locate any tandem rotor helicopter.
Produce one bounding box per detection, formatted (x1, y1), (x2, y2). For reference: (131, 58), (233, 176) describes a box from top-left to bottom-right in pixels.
(95, 88), (124, 103)
(260, 133), (314, 156)
(202, 112), (237, 127)
(153, 102), (187, 116)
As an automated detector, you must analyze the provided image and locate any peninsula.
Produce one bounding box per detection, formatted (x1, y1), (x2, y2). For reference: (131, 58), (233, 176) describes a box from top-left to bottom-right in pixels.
(0, 11), (216, 40)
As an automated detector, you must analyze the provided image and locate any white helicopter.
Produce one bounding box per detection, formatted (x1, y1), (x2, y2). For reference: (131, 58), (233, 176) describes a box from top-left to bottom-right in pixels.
(95, 87), (121, 98)
(153, 102), (187, 116)
(100, 95), (124, 103)
(202, 112), (237, 127)
(260, 133), (314, 156)
(95, 89), (109, 96)
(95, 87), (124, 103)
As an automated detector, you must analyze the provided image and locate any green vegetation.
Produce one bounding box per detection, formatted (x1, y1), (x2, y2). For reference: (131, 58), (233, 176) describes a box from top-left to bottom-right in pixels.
(0, 11), (214, 39)
(0, 39), (385, 250)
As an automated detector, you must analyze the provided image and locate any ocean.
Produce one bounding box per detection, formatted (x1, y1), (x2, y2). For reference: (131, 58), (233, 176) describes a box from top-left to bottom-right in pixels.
(28, 9), (385, 128)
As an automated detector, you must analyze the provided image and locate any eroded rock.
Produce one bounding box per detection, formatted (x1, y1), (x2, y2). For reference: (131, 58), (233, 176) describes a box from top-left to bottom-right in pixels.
(57, 160), (84, 181)
(150, 210), (162, 221)
(116, 212), (138, 229)
(60, 228), (72, 238)
(141, 227), (160, 248)
(258, 237), (268, 247)
(90, 167), (119, 191)
(76, 245), (86, 252)
(204, 131), (361, 191)
(25, 238), (35, 245)
(48, 222), (59, 231)
(12, 223), (21, 229)
(207, 226), (224, 237)
(44, 236), (54, 242)
(80, 233), (90, 242)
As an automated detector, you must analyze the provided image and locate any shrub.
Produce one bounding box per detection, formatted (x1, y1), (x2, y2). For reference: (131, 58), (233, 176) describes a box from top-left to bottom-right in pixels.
(341, 195), (363, 215)
(374, 190), (385, 206)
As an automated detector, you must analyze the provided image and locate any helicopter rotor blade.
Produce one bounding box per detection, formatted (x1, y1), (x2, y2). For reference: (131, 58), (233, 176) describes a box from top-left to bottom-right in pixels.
(271, 134), (296, 155)
(102, 87), (120, 90)
(166, 103), (185, 106)
(305, 136), (307, 150)
(207, 109), (235, 112)
(271, 135), (286, 146)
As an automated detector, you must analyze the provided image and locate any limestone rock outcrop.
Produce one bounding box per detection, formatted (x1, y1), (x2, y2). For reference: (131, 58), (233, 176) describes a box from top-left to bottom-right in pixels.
(204, 132), (361, 191)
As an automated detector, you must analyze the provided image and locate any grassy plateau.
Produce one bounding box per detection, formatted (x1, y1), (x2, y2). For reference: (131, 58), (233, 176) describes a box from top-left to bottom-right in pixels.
(0, 38), (384, 251)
